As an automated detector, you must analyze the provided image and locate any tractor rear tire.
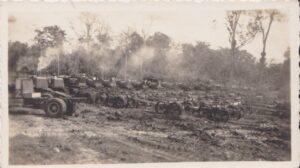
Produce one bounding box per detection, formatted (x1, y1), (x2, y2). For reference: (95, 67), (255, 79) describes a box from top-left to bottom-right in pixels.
(113, 97), (126, 108)
(167, 103), (182, 118)
(45, 98), (67, 118)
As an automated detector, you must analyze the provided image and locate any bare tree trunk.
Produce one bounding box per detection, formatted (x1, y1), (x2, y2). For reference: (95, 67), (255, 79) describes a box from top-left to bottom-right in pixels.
(229, 11), (240, 84)
(259, 12), (274, 67)
(230, 39), (236, 83)
(258, 13), (274, 88)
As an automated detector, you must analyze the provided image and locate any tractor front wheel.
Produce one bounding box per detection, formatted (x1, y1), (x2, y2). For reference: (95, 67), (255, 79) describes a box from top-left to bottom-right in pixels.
(45, 98), (67, 118)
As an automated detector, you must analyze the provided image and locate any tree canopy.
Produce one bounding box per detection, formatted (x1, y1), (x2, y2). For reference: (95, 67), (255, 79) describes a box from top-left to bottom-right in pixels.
(9, 11), (290, 100)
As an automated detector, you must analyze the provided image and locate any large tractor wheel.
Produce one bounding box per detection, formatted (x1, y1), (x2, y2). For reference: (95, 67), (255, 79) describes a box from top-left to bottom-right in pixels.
(44, 98), (67, 118)
(168, 103), (182, 117)
(163, 102), (182, 119)
(229, 109), (242, 120)
(113, 97), (127, 108)
(155, 102), (166, 113)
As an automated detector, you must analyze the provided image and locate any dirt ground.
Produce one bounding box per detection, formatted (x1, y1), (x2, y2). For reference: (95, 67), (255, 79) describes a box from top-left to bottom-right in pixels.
(9, 89), (291, 165)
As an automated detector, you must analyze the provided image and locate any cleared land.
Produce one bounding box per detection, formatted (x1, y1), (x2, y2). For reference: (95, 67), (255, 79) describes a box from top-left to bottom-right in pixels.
(9, 88), (290, 164)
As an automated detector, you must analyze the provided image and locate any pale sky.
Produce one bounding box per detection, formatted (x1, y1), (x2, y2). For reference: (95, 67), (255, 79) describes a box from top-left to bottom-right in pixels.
(8, 5), (290, 63)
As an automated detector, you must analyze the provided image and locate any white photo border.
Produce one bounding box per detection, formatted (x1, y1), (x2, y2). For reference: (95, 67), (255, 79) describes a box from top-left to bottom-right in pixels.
(1, 1), (299, 168)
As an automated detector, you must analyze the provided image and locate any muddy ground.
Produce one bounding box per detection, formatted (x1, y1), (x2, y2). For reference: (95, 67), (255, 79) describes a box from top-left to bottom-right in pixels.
(9, 89), (291, 165)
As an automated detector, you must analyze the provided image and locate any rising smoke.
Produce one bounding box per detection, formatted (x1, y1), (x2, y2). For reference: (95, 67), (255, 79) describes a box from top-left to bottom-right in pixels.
(116, 46), (155, 80)
(37, 47), (62, 72)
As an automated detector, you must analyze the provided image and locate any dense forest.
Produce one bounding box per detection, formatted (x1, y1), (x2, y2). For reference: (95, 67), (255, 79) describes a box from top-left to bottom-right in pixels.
(8, 10), (290, 101)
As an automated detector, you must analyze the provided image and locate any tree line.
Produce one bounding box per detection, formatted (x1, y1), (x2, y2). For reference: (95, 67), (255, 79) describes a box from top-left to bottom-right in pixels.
(8, 10), (290, 100)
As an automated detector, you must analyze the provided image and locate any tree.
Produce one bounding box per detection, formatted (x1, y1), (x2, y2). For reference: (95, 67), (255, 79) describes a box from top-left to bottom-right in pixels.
(144, 32), (171, 78)
(74, 12), (111, 48)
(70, 12), (112, 77)
(281, 47), (290, 88)
(26, 45), (43, 58)
(16, 55), (39, 73)
(265, 47), (290, 101)
(118, 30), (144, 53)
(226, 10), (259, 78)
(78, 12), (98, 45)
(8, 41), (28, 71)
(96, 31), (111, 47)
(181, 42), (212, 80)
(34, 25), (66, 49)
(34, 25), (66, 74)
(254, 9), (285, 67)
(146, 32), (171, 50)
(116, 30), (144, 80)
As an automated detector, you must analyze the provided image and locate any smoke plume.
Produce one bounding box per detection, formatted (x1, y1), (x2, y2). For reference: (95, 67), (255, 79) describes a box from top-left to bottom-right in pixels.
(37, 47), (62, 72)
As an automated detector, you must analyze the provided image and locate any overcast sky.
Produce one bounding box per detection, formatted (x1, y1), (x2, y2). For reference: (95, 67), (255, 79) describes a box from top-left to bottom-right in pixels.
(8, 5), (289, 63)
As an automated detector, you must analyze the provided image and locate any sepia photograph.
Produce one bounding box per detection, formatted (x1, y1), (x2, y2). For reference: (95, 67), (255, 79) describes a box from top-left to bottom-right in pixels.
(1, 1), (299, 167)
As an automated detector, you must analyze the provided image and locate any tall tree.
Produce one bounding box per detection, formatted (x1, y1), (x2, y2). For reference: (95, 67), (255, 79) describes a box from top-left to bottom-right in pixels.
(226, 10), (259, 79)
(145, 32), (171, 77)
(34, 25), (66, 74)
(34, 25), (66, 49)
(146, 32), (171, 50)
(116, 30), (144, 80)
(254, 9), (285, 67)
(78, 12), (98, 45)
(73, 12), (111, 49)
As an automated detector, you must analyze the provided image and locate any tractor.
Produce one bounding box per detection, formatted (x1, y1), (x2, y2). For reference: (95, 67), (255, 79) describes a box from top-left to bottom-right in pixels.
(94, 91), (150, 109)
(95, 92), (127, 108)
(193, 100), (244, 122)
(9, 76), (84, 118)
(62, 75), (98, 104)
(143, 77), (162, 89)
(155, 101), (183, 119)
(154, 97), (244, 122)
